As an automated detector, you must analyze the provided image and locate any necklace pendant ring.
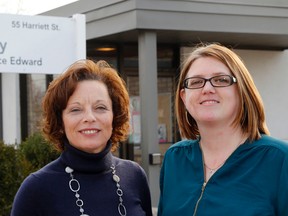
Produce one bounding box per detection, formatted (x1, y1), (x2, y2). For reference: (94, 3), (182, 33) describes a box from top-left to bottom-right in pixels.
(118, 203), (127, 216)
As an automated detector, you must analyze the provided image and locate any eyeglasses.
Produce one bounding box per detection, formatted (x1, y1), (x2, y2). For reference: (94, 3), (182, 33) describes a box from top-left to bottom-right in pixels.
(183, 75), (237, 89)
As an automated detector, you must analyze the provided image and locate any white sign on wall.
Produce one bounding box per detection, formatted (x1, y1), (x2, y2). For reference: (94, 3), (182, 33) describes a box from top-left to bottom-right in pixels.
(0, 13), (86, 74)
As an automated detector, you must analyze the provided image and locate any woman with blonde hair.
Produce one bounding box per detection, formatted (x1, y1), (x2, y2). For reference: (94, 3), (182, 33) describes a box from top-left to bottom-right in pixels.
(158, 43), (288, 216)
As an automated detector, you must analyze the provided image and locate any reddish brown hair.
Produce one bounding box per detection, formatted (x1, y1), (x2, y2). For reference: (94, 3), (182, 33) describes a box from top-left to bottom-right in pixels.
(42, 60), (130, 152)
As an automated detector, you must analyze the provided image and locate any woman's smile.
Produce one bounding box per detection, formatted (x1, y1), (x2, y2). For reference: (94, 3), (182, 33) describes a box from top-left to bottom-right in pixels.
(62, 80), (113, 153)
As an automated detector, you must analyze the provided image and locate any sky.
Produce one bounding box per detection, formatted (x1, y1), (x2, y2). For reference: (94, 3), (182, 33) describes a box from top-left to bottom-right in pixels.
(0, 0), (78, 15)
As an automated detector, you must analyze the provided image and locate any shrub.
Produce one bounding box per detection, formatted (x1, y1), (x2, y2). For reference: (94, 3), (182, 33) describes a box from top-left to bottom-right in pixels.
(19, 132), (60, 172)
(0, 141), (22, 216)
(0, 132), (60, 215)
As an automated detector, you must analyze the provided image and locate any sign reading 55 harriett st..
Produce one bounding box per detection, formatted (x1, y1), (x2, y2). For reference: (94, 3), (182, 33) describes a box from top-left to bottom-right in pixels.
(0, 13), (86, 74)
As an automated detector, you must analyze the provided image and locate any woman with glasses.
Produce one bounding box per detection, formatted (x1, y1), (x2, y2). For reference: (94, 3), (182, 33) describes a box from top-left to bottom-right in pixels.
(158, 43), (288, 216)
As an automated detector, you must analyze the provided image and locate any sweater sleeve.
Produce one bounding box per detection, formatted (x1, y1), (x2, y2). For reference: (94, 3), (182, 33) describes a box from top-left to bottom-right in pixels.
(138, 165), (153, 216)
(116, 159), (153, 216)
(11, 173), (42, 215)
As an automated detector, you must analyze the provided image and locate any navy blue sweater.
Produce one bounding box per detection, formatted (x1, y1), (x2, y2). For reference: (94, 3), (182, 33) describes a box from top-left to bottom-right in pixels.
(11, 142), (152, 216)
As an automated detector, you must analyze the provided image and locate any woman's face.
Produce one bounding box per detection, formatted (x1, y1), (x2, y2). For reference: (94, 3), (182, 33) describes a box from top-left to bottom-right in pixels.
(180, 56), (240, 127)
(62, 80), (113, 153)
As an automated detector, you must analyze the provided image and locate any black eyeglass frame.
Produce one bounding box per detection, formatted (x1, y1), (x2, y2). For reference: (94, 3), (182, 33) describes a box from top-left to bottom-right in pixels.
(183, 75), (237, 89)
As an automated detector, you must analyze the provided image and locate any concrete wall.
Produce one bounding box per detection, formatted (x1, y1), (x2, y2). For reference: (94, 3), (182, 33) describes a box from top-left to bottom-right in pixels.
(236, 49), (288, 141)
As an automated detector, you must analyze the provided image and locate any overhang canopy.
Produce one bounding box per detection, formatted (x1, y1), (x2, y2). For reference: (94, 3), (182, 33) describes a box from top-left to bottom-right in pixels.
(43, 0), (288, 50)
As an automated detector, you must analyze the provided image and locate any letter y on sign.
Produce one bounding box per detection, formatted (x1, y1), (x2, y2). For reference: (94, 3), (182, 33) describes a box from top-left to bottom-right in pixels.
(0, 42), (7, 54)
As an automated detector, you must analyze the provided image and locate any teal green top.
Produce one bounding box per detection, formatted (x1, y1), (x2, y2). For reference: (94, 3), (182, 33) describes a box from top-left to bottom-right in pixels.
(158, 135), (288, 216)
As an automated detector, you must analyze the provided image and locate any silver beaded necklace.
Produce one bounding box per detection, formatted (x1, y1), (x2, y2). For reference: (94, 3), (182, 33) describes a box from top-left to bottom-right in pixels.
(65, 165), (127, 216)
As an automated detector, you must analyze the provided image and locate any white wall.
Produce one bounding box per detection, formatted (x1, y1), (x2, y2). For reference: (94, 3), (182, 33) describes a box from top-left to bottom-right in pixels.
(236, 49), (288, 141)
(1, 73), (21, 144)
